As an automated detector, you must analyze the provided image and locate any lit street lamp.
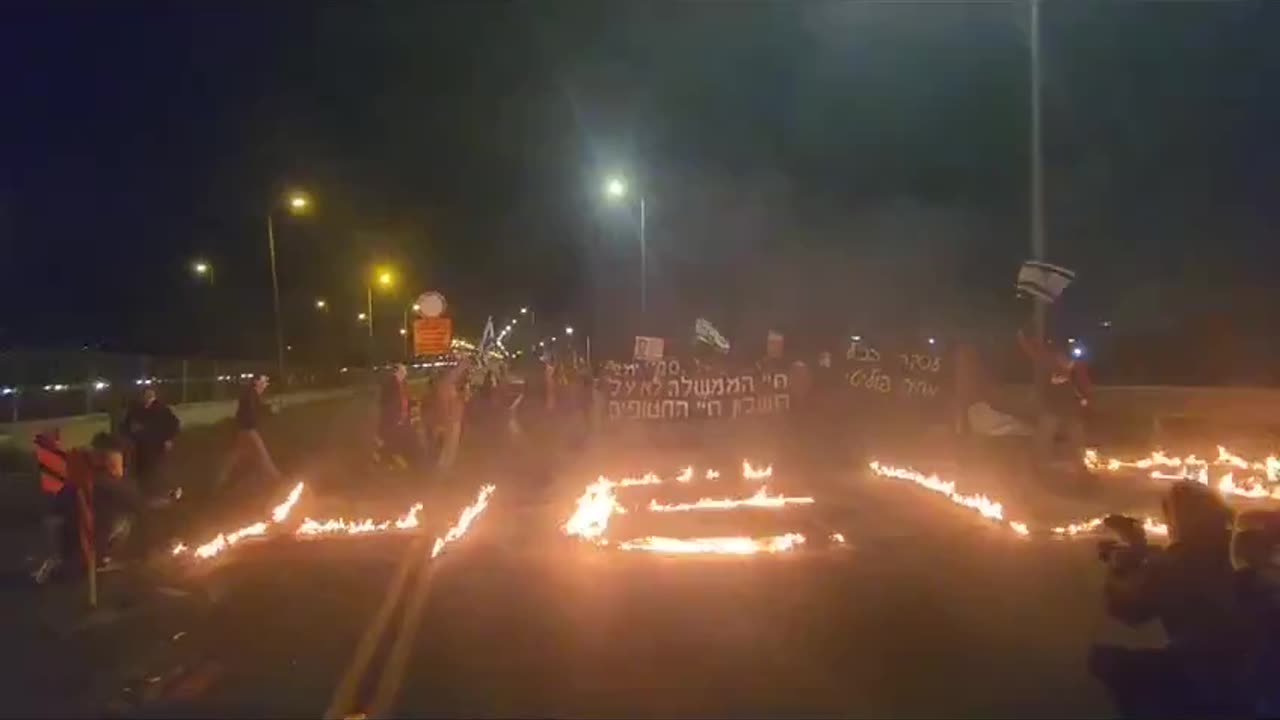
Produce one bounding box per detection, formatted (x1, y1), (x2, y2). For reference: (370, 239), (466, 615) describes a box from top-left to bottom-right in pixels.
(267, 189), (313, 382)
(365, 266), (396, 364)
(603, 175), (647, 314)
(565, 326), (574, 336)
(315, 298), (328, 311)
(192, 259), (214, 283)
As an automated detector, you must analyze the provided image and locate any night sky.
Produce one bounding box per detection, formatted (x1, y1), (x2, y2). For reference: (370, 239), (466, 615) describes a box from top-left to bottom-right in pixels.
(2, 1), (1277, 369)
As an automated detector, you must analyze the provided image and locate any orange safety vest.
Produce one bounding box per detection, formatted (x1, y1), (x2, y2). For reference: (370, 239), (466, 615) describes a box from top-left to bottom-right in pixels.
(34, 431), (67, 494)
(65, 449), (96, 568)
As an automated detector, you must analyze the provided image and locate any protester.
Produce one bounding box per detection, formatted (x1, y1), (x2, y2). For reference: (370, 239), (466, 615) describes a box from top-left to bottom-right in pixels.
(1089, 482), (1255, 717)
(431, 358), (469, 472)
(121, 386), (180, 497)
(214, 374), (282, 492)
(1017, 329), (1091, 473)
(34, 433), (146, 583)
(377, 363), (418, 470)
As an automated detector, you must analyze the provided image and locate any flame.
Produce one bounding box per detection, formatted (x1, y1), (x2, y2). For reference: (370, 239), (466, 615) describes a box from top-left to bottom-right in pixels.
(1084, 446), (1280, 500)
(871, 461), (1175, 540)
(192, 522), (269, 559)
(431, 484), (496, 558)
(617, 472), (663, 488)
(616, 533), (806, 555)
(742, 461), (773, 480)
(270, 482), (305, 523)
(562, 477), (625, 542)
(868, 461), (1014, 524)
(830, 532), (846, 544)
(295, 503), (424, 537)
(1050, 516), (1169, 538)
(173, 482), (306, 560)
(675, 466), (694, 483)
(705, 469), (720, 480)
(647, 486), (814, 513)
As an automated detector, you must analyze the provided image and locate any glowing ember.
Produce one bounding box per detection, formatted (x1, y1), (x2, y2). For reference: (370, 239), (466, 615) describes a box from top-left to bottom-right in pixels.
(646, 486), (815, 513)
(1050, 516), (1168, 538)
(271, 482), (305, 523)
(829, 532), (846, 544)
(742, 461), (773, 480)
(431, 484), (496, 558)
(170, 542), (188, 556)
(617, 533), (806, 555)
(1010, 521), (1030, 536)
(295, 503), (424, 537)
(675, 466), (694, 483)
(705, 469), (720, 480)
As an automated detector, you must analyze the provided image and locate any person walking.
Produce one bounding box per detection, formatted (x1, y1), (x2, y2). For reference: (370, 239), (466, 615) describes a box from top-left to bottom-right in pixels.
(214, 374), (282, 493)
(121, 386), (180, 498)
(432, 358), (469, 473)
(1018, 329), (1091, 475)
(377, 363), (418, 470)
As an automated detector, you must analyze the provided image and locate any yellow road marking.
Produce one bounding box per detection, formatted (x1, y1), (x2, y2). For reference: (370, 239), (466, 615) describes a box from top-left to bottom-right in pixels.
(322, 535), (427, 720)
(366, 556), (441, 717)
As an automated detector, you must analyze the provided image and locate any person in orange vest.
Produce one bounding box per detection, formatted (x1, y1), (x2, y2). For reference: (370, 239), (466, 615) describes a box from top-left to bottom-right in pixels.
(33, 433), (144, 584)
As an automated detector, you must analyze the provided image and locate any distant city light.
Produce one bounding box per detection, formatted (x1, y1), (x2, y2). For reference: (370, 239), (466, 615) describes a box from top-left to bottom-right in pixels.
(851, 335), (862, 342)
(1071, 346), (1086, 359)
(93, 380), (110, 391)
(927, 337), (936, 345)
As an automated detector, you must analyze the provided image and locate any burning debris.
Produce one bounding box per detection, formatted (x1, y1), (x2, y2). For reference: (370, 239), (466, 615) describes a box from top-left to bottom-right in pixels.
(561, 463), (841, 555)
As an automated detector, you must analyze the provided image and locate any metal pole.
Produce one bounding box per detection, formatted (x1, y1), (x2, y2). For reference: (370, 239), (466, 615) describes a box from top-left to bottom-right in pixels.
(639, 197), (647, 315)
(367, 285), (374, 366)
(1030, 0), (1046, 344)
(267, 213), (286, 384)
(181, 359), (189, 404)
(403, 306), (411, 359)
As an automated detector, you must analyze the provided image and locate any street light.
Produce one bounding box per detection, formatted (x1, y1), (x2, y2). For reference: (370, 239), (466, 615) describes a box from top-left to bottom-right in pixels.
(603, 174), (647, 314)
(365, 265), (396, 364)
(267, 189), (314, 383)
(565, 326), (574, 336)
(315, 298), (327, 310)
(192, 260), (212, 278)
(357, 312), (368, 322)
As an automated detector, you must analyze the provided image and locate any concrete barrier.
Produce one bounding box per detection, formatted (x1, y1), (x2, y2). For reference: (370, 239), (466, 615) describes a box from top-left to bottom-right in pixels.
(0, 387), (365, 451)
(991, 384), (1280, 440)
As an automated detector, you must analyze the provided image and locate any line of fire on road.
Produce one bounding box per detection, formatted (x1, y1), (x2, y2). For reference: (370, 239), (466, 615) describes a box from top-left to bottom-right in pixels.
(170, 482), (495, 563)
(562, 461), (845, 555)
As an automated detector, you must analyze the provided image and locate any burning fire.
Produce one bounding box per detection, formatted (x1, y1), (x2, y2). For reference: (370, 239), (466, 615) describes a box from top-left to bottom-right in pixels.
(647, 486), (814, 513)
(431, 484), (496, 558)
(173, 481), (305, 560)
(617, 533), (806, 555)
(868, 461), (1025, 532)
(562, 465), (836, 555)
(1084, 446), (1280, 500)
(870, 461), (1172, 539)
(742, 461), (773, 480)
(296, 503), (424, 537)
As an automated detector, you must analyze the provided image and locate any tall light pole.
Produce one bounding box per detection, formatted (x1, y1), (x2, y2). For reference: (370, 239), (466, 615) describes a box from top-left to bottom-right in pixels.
(366, 267), (395, 365)
(403, 303), (419, 359)
(604, 176), (647, 315)
(1029, 0), (1046, 345)
(267, 190), (312, 383)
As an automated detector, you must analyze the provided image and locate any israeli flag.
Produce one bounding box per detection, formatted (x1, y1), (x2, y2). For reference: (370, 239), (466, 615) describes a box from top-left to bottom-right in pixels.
(1016, 260), (1076, 303)
(694, 317), (730, 354)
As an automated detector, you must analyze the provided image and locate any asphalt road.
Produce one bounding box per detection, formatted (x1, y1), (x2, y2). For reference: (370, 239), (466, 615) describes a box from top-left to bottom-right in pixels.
(67, 417), (1174, 720)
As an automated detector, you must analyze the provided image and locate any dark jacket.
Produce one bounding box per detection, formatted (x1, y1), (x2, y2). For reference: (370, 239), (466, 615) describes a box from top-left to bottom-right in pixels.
(235, 386), (271, 430)
(122, 401), (180, 453)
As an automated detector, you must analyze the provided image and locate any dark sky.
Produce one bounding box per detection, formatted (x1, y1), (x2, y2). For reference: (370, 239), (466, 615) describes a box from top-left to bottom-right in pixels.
(2, 0), (1277, 362)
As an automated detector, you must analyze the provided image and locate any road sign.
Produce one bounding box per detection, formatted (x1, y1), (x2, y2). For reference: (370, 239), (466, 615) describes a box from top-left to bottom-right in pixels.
(413, 317), (452, 356)
(415, 291), (447, 318)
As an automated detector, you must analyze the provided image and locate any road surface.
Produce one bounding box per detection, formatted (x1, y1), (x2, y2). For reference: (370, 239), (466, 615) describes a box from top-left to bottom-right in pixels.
(47, 417), (1172, 720)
